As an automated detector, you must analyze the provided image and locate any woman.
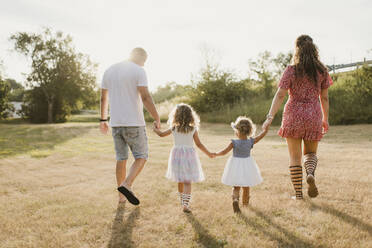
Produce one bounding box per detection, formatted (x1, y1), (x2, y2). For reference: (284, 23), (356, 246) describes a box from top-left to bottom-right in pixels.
(262, 35), (332, 200)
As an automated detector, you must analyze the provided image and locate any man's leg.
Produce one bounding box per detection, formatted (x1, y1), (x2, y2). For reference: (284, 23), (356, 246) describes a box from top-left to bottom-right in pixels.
(120, 158), (146, 189)
(118, 127), (148, 205)
(112, 127), (129, 202)
(116, 160), (127, 202)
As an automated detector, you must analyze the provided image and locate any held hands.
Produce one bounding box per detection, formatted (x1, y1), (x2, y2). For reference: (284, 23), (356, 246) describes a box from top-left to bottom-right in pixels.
(153, 120), (161, 129)
(152, 122), (161, 134)
(262, 117), (273, 131)
(207, 152), (217, 159)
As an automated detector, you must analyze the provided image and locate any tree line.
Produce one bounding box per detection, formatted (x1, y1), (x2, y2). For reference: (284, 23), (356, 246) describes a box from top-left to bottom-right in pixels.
(1, 28), (371, 125)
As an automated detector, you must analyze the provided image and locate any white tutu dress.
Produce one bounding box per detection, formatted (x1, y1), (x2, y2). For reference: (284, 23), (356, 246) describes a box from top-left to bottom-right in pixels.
(221, 138), (263, 187)
(166, 128), (205, 183)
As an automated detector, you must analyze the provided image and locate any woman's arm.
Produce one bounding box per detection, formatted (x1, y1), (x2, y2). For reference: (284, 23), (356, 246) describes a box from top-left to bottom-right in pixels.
(320, 88), (329, 133)
(153, 128), (172, 137)
(193, 131), (214, 158)
(262, 88), (288, 130)
(215, 142), (233, 156)
(253, 129), (268, 144)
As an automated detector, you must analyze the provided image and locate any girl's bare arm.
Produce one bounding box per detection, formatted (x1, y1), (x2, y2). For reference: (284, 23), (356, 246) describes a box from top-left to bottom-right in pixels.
(193, 131), (214, 158)
(253, 129), (268, 144)
(215, 142), (233, 156)
(153, 128), (172, 137)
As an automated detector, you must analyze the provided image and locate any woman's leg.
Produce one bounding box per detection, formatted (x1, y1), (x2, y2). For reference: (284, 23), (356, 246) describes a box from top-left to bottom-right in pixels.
(242, 187), (250, 206)
(182, 182), (192, 212)
(286, 138), (303, 199)
(232, 187), (241, 213)
(303, 140), (319, 197)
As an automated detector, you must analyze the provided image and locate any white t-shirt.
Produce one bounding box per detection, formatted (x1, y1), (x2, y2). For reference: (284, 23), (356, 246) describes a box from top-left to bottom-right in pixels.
(101, 61), (148, 127)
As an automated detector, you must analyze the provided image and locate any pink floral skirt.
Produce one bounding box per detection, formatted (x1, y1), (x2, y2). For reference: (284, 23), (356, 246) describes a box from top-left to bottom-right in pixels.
(278, 100), (323, 141)
(166, 146), (205, 183)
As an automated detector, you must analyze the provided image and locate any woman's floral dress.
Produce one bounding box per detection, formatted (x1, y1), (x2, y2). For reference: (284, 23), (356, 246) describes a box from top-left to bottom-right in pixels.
(278, 66), (332, 141)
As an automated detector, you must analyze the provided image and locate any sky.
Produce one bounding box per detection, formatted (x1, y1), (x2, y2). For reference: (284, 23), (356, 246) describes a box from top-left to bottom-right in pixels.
(1, 0), (371, 91)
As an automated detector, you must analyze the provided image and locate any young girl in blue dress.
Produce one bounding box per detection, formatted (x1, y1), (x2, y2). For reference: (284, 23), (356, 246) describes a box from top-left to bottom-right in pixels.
(214, 116), (268, 213)
(153, 103), (214, 213)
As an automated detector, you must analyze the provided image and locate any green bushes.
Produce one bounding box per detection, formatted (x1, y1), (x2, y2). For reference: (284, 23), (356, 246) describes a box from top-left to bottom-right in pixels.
(150, 61), (372, 126)
(328, 65), (372, 124)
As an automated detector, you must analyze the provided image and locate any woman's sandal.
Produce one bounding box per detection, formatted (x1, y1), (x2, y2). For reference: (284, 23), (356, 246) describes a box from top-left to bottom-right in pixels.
(306, 174), (319, 198)
(117, 185), (140, 205)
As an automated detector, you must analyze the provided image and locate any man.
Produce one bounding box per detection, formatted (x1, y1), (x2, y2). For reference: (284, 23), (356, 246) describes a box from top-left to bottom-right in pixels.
(100, 47), (160, 205)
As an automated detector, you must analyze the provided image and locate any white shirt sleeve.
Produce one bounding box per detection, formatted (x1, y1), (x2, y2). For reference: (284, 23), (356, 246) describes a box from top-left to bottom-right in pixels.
(101, 70), (109, 89)
(137, 68), (148, 87)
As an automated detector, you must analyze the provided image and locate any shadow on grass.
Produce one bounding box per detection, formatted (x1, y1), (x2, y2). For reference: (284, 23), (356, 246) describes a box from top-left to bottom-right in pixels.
(0, 124), (95, 158)
(307, 201), (372, 236)
(108, 204), (140, 248)
(186, 213), (227, 248)
(237, 207), (320, 248)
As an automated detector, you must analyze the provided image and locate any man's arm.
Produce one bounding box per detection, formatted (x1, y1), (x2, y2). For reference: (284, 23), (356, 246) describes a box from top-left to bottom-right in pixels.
(100, 89), (109, 134)
(138, 86), (160, 128)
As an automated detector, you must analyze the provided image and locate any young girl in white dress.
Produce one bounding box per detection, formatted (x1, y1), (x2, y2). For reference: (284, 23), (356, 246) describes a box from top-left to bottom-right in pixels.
(214, 116), (268, 213)
(153, 103), (214, 213)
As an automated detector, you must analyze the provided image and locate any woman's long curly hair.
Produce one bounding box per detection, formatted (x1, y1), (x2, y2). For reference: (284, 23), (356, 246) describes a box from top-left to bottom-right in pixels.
(231, 116), (256, 137)
(167, 103), (200, 133)
(293, 35), (327, 84)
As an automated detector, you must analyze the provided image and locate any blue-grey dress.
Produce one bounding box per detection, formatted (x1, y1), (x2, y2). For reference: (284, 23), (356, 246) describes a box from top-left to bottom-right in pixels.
(221, 138), (263, 187)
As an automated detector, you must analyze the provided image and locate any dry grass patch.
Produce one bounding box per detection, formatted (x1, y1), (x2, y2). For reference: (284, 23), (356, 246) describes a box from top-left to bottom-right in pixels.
(0, 123), (371, 247)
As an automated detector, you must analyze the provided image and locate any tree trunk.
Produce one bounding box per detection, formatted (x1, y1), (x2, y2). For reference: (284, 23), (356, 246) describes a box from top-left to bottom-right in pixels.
(47, 101), (53, 123)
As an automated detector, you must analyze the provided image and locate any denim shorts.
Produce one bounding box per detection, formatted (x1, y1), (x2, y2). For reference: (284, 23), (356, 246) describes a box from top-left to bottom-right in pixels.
(112, 126), (148, 161)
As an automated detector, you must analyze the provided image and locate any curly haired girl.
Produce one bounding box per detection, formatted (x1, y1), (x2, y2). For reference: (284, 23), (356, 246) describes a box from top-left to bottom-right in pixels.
(153, 103), (214, 213)
(214, 116), (268, 213)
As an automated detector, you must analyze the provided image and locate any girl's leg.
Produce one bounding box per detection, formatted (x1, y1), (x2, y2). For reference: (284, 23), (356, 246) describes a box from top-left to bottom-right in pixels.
(178, 183), (184, 193)
(242, 187), (250, 206)
(232, 187), (241, 213)
(177, 183), (184, 206)
(182, 182), (192, 213)
(303, 140), (319, 197)
(286, 138), (303, 199)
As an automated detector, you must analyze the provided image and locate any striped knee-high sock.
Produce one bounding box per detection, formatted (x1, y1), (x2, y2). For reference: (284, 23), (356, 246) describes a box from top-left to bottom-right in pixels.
(289, 165), (303, 199)
(182, 193), (191, 208)
(304, 153), (318, 176)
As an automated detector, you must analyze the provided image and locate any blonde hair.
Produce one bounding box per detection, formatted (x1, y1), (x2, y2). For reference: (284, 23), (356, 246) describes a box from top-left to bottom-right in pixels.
(129, 47), (147, 60)
(167, 103), (200, 133)
(231, 116), (256, 137)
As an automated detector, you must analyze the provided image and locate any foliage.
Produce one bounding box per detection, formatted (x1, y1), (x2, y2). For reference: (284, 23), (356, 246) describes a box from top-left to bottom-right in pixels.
(6, 78), (25, 102)
(10, 28), (98, 123)
(0, 73), (15, 119)
(152, 82), (191, 103)
(328, 65), (372, 124)
(188, 62), (255, 113)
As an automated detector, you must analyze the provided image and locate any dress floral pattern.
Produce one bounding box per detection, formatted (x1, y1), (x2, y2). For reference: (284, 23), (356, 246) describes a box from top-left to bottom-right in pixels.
(278, 66), (332, 141)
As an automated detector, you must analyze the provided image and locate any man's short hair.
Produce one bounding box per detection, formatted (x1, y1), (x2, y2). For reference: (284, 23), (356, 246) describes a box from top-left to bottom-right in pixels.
(130, 47), (147, 60)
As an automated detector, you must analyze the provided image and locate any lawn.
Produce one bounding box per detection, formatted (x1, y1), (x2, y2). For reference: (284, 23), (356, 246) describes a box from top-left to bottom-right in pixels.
(0, 122), (371, 248)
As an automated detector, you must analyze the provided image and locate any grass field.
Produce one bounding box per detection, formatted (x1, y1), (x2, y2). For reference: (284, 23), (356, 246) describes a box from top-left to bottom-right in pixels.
(0, 122), (371, 248)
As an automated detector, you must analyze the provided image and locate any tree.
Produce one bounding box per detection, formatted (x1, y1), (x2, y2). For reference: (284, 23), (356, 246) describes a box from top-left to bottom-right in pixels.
(248, 51), (276, 98)
(6, 78), (25, 102)
(0, 67), (15, 119)
(152, 82), (191, 103)
(273, 51), (293, 77)
(10, 28), (98, 123)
